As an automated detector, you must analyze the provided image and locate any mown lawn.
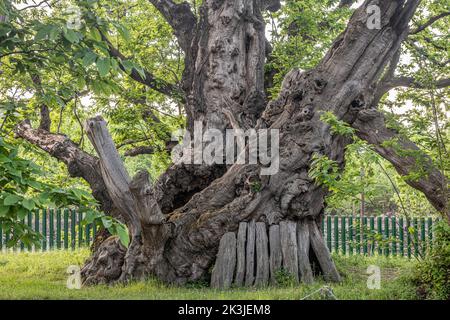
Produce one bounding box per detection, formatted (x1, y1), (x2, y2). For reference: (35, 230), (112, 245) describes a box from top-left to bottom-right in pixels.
(0, 249), (418, 300)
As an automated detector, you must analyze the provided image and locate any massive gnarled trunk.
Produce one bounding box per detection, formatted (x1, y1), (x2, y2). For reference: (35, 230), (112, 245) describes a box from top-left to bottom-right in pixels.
(16, 0), (448, 286)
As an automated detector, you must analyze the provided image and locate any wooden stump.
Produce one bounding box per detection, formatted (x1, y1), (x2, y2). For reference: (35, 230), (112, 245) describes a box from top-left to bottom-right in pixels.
(269, 224), (282, 283)
(308, 220), (341, 282)
(234, 222), (247, 286)
(211, 232), (237, 289)
(245, 220), (256, 286)
(279, 221), (299, 282)
(254, 222), (269, 286)
(297, 220), (313, 284)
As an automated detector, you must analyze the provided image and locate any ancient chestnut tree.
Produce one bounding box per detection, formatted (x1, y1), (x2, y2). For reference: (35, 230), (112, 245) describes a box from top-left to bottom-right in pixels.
(1, 0), (449, 285)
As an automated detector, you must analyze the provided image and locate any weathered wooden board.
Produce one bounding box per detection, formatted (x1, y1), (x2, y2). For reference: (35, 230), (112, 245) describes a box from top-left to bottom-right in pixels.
(297, 220), (313, 284)
(254, 222), (269, 287)
(279, 221), (299, 282)
(234, 222), (247, 286)
(245, 220), (256, 286)
(269, 224), (282, 283)
(308, 220), (341, 282)
(211, 232), (237, 289)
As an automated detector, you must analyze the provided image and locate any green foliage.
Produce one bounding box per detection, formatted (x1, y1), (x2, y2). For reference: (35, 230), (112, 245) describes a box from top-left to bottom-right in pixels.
(274, 269), (298, 287)
(0, 137), (129, 247)
(309, 153), (341, 189)
(320, 111), (355, 137)
(412, 221), (450, 299)
(82, 210), (129, 247)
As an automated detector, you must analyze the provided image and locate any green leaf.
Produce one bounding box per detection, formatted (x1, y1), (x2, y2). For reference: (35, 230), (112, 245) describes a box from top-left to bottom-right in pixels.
(0, 205), (9, 217)
(63, 29), (80, 44)
(90, 28), (102, 42)
(22, 198), (35, 211)
(101, 216), (113, 228)
(121, 60), (134, 74)
(96, 57), (111, 77)
(115, 23), (131, 42)
(115, 224), (129, 248)
(4, 194), (21, 206)
(35, 25), (51, 41)
(82, 51), (97, 67)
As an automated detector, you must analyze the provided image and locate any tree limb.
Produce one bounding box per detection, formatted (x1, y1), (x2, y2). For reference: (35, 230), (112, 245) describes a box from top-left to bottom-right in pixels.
(386, 76), (450, 90)
(14, 120), (116, 215)
(410, 11), (450, 35)
(84, 116), (164, 234)
(148, 0), (197, 52)
(352, 109), (448, 219)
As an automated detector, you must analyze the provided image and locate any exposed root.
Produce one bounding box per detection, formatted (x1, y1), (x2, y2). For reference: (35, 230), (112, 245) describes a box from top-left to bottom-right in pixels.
(81, 236), (126, 285)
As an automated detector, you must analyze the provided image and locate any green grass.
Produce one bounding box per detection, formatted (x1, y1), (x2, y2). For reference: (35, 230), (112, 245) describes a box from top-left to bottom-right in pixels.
(0, 249), (419, 300)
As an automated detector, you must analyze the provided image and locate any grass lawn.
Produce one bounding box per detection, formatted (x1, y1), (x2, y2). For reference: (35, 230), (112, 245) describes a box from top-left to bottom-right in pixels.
(0, 249), (419, 300)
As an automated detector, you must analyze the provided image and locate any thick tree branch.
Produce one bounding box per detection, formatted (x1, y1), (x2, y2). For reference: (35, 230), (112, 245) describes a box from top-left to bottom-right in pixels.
(148, 0), (197, 52)
(14, 120), (116, 215)
(84, 117), (164, 234)
(352, 109), (448, 219)
(30, 74), (52, 131)
(410, 11), (450, 35)
(385, 76), (450, 90)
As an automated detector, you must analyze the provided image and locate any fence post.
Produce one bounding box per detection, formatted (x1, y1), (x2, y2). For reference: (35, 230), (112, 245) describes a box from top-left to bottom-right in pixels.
(334, 216), (339, 253)
(413, 218), (419, 257)
(420, 218), (425, 257)
(349, 216), (353, 255)
(78, 211), (83, 247)
(5, 226), (9, 250)
(391, 217), (397, 256)
(20, 218), (25, 251)
(356, 217), (361, 254)
(369, 217), (375, 255)
(406, 217), (411, 258)
(57, 209), (62, 249)
(384, 216), (389, 257)
(399, 217), (404, 257)
(49, 209), (54, 250)
(85, 223), (91, 247)
(341, 216), (346, 255)
(71, 209), (76, 250)
(327, 216), (332, 251)
(42, 209), (47, 251)
(377, 216), (382, 255)
(427, 217), (433, 251)
(362, 217), (368, 255)
(63, 209), (69, 250)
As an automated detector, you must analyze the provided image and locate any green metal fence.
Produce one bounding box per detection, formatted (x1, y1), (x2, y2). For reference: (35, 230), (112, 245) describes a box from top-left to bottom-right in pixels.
(321, 215), (436, 258)
(0, 211), (437, 257)
(0, 208), (97, 252)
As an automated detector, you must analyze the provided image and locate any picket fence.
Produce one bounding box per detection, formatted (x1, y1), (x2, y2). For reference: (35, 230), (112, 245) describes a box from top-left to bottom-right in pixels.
(0, 209), (437, 258)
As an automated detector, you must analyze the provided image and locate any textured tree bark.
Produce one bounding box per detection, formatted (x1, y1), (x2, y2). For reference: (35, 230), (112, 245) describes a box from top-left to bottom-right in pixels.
(15, 0), (449, 286)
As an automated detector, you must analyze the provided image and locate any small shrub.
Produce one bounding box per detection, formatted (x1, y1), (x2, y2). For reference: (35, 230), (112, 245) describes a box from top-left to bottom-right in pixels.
(411, 220), (450, 300)
(274, 269), (297, 287)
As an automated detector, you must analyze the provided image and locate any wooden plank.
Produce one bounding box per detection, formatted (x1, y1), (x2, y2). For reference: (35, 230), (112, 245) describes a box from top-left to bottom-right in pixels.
(269, 225), (282, 283)
(297, 220), (313, 284)
(234, 222), (247, 286)
(245, 220), (256, 286)
(279, 221), (299, 282)
(254, 222), (269, 287)
(211, 232), (236, 289)
(308, 220), (341, 282)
